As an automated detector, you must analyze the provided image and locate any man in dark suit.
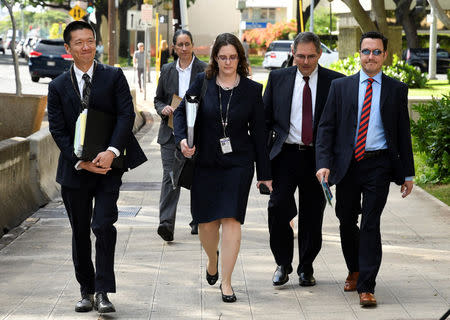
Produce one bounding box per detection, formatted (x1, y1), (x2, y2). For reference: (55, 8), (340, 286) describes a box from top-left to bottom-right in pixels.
(264, 32), (344, 287)
(47, 21), (147, 313)
(154, 29), (207, 241)
(316, 31), (414, 306)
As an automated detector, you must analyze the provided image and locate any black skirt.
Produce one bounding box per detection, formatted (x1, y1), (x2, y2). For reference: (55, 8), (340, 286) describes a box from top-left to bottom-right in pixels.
(190, 165), (254, 224)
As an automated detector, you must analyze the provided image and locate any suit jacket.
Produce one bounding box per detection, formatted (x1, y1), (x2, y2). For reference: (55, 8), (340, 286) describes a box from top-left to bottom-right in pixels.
(47, 63), (147, 189)
(263, 65), (345, 160)
(154, 56), (207, 145)
(315, 72), (415, 185)
(173, 73), (271, 181)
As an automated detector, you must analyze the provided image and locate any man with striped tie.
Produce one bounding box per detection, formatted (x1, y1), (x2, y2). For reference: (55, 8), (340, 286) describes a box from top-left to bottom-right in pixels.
(315, 31), (414, 307)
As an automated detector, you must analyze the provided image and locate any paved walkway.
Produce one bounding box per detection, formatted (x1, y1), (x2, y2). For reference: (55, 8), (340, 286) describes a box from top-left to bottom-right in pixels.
(0, 76), (449, 320)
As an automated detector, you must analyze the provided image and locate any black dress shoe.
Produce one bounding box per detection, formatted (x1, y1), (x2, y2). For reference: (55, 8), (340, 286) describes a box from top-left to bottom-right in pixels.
(75, 293), (94, 312)
(206, 250), (219, 285)
(220, 284), (237, 303)
(157, 223), (174, 241)
(272, 265), (293, 286)
(190, 223), (198, 235)
(299, 272), (316, 286)
(94, 292), (116, 313)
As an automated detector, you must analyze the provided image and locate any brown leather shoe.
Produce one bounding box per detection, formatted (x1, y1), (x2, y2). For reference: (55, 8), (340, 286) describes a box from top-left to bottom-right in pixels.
(344, 272), (359, 292)
(359, 292), (377, 306)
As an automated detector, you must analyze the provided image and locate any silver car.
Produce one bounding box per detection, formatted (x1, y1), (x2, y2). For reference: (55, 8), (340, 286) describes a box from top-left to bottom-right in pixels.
(263, 40), (338, 69)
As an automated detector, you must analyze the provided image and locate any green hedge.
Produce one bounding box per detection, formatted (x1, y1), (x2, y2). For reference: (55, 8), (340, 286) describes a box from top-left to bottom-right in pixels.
(329, 53), (428, 88)
(410, 94), (450, 184)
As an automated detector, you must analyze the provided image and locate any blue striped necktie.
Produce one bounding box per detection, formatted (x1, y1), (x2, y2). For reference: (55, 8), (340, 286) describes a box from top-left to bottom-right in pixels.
(355, 78), (374, 161)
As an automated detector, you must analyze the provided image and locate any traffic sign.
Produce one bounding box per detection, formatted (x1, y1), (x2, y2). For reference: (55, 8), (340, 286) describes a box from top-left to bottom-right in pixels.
(127, 10), (147, 31)
(141, 4), (153, 24)
(69, 5), (86, 21)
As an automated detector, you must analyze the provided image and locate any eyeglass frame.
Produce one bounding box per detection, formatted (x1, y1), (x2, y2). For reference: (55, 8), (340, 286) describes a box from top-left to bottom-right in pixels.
(216, 54), (239, 62)
(360, 49), (384, 56)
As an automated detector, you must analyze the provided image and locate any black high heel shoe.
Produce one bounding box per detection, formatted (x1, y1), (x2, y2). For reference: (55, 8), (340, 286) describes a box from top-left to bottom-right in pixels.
(220, 284), (237, 303)
(206, 250), (219, 285)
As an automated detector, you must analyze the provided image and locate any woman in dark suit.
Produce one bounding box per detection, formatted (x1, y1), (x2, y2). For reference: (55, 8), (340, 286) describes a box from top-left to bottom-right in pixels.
(173, 33), (272, 303)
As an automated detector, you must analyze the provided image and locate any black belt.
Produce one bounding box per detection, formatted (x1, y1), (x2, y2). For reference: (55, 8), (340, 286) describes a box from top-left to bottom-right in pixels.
(283, 143), (313, 151)
(361, 149), (388, 159)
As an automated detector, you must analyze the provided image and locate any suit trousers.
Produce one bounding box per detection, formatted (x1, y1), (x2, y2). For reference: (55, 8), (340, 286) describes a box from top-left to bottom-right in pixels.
(335, 153), (391, 293)
(61, 174), (121, 295)
(159, 136), (181, 231)
(268, 147), (325, 275)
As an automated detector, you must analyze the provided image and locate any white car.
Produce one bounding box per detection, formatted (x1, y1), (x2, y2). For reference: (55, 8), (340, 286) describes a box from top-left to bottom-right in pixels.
(262, 40), (339, 69)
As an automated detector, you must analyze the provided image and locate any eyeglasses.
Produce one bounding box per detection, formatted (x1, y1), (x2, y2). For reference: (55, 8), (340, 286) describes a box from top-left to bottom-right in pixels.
(294, 54), (318, 61)
(176, 42), (191, 48)
(361, 49), (383, 56)
(217, 55), (238, 62)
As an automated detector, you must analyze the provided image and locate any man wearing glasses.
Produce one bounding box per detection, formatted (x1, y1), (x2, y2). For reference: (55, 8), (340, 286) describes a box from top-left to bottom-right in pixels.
(263, 32), (344, 288)
(315, 31), (414, 306)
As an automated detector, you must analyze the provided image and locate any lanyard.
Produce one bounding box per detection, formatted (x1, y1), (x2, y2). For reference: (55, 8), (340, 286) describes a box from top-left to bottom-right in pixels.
(218, 86), (233, 138)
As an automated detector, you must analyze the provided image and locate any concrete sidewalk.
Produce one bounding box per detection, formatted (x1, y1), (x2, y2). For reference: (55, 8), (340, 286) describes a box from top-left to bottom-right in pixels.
(0, 77), (449, 320)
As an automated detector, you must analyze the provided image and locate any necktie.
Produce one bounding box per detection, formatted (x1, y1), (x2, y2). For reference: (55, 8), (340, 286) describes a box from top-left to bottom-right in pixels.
(302, 76), (312, 145)
(355, 78), (374, 161)
(81, 73), (92, 109)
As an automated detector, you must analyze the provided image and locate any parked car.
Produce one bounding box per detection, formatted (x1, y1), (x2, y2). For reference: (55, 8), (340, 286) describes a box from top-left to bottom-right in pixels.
(28, 39), (73, 82)
(402, 48), (450, 74)
(0, 37), (5, 54)
(263, 40), (339, 69)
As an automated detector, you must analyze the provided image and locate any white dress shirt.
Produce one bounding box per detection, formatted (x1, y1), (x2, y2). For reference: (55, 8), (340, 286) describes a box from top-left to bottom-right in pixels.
(73, 63), (119, 170)
(285, 66), (318, 145)
(176, 55), (194, 98)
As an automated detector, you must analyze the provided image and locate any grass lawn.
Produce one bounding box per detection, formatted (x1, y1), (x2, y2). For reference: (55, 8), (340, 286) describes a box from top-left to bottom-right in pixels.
(418, 183), (450, 206)
(409, 79), (450, 96)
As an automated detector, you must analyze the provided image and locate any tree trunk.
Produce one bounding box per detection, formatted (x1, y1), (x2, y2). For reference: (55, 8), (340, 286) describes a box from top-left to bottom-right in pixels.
(94, 11), (103, 43)
(118, 0), (129, 58)
(342, 0), (377, 33)
(372, 0), (389, 35)
(1, 0), (21, 96)
(172, 0), (181, 31)
(394, 0), (419, 48)
(428, 0), (450, 29)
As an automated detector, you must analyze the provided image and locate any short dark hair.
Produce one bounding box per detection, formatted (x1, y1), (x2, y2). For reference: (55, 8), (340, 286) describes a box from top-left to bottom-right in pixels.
(360, 31), (388, 51)
(205, 33), (249, 79)
(293, 32), (321, 54)
(63, 20), (96, 45)
(173, 29), (193, 45)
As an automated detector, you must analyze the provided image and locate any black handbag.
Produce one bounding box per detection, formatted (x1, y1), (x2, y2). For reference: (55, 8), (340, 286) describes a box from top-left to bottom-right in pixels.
(172, 75), (208, 190)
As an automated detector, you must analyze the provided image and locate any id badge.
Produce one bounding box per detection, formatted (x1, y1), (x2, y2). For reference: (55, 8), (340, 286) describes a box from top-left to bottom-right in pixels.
(220, 137), (233, 154)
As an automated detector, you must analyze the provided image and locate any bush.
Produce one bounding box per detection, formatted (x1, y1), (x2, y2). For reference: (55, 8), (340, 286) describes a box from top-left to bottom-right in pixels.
(329, 52), (361, 75)
(243, 20), (297, 48)
(329, 53), (428, 88)
(410, 94), (450, 184)
(447, 69), (450, 84)
(382, 54), (428, 88)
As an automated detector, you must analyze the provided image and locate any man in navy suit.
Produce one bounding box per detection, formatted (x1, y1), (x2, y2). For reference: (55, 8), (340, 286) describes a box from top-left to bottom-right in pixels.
(47, 21), (147, 313)
(263, 32), (344, 287)
(316, 31), (414, 306)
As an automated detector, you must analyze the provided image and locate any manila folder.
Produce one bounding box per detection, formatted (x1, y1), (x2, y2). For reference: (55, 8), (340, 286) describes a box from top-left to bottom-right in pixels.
(168, 94), (182, 129)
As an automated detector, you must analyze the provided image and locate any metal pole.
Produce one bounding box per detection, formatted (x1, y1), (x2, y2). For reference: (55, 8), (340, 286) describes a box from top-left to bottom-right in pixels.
(428, 7), (437, 80)
(144, 25), (149, 100)
(108, 0), (116, 65)
(310, 0), (314, 32)
(179, 0), (189, 30)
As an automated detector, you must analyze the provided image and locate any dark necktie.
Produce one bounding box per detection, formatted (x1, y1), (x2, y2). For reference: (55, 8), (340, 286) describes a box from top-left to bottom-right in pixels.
(355, 78), (374, 161)
(81, 73), (92, 109)
(302, 76), (312, 145)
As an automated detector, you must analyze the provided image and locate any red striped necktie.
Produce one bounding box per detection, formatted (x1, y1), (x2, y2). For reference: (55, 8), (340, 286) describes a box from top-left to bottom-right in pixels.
(354, 78), (374, 161)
